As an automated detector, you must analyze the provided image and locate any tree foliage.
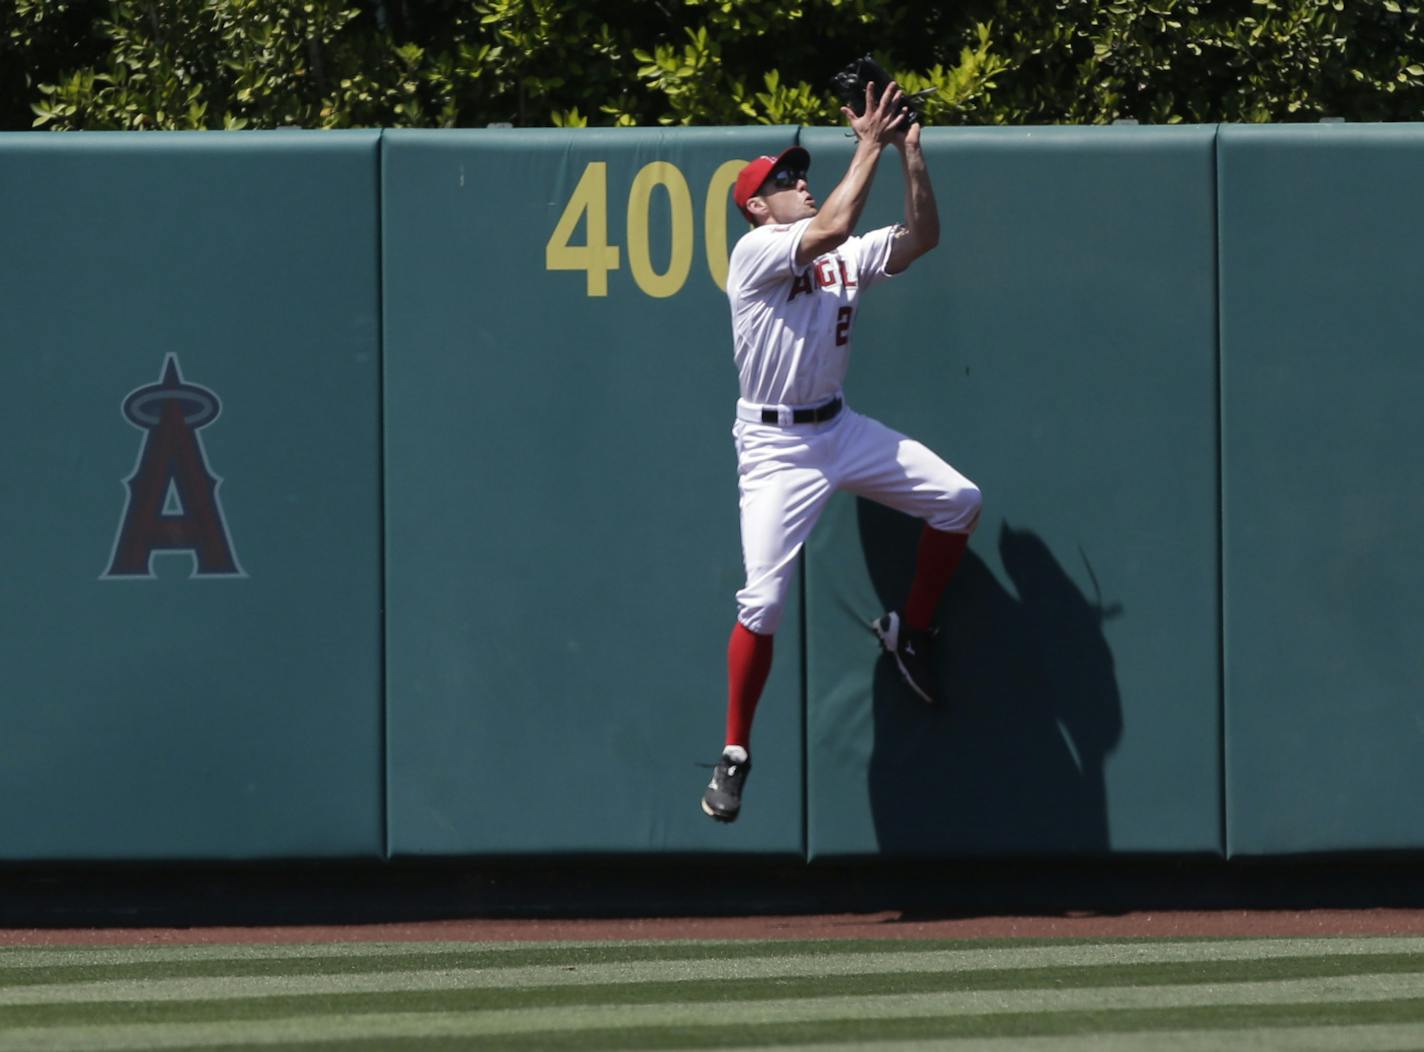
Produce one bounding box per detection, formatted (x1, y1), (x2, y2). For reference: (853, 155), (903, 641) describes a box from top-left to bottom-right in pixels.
(2, 0), (1422, 130)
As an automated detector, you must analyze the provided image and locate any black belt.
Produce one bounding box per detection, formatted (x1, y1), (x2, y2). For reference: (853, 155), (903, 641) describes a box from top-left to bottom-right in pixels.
(763, 397), (843, 425)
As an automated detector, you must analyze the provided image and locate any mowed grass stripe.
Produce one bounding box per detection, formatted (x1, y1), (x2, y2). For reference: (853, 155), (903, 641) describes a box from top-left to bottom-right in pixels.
(531, 1003), (1424, 1052)
(3, 952), (1424, 1025)
(4, 984), (1424, 1051)
(72, 1003), (1424, 1052)
(668, 1022), (1424, 1052)
(0, 941), (775, 970)
(0, 943), (565, 969)
(5, 936), (1424, 989)
(0, 940), (1040, 981)
(3, 937), (1169, 967)
(97, 1020), (1424, 1052)
(5, 939), (1418, 979)
(4, 945), (1424, 1014)
(0, 938), (1091, 970)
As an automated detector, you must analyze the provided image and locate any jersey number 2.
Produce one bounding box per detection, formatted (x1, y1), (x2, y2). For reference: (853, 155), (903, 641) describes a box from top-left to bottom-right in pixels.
(835, 306), (853, 346)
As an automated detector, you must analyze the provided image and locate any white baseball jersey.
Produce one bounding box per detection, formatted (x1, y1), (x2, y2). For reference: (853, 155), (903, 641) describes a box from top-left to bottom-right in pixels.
(722, 215), (982, 636)
(726, 217), (901, 409)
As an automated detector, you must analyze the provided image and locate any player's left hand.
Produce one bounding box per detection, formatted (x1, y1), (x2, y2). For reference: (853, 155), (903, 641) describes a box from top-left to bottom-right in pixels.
(842, 79), (903, 147)
(895, 121), (922, 150)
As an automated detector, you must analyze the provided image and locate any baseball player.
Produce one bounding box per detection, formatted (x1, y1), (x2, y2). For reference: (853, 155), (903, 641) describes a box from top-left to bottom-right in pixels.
(701, 80), (982, 823)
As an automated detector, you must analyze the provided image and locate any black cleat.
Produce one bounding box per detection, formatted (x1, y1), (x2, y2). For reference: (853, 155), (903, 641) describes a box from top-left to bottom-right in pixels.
(872, 610), (937, 704)
(701, 750), (751, 822)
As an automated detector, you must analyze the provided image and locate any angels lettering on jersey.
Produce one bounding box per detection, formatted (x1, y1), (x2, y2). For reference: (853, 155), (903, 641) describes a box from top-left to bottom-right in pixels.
(787, 250), (858, 301)
(726, 216), (900, 409)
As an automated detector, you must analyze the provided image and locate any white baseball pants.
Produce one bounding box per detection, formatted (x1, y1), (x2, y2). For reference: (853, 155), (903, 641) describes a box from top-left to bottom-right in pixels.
(733, 406), (982, 635)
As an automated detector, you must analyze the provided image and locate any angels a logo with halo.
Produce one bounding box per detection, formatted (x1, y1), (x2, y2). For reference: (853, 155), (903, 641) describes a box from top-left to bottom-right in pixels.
(103, 355), (244, 579)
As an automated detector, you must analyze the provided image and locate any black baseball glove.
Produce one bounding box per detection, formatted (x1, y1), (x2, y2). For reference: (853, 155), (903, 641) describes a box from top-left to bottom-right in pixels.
(830, 54), (930, 128)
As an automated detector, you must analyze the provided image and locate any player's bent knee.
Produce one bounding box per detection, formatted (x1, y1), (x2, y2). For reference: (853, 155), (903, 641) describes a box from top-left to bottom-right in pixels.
(737, 567), (794, 636)
(928, 483), (982, 534)
(737, 603), (784, 636)
(962, 485), (984, 532)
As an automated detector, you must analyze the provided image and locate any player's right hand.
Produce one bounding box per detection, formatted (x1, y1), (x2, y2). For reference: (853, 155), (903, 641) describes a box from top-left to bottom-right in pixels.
(842, 80), (910, 147)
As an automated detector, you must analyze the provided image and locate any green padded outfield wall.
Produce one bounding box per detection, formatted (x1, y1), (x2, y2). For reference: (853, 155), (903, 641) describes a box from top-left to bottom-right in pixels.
(12, 124), (1423, 863)
(1220, 124), (1424, 856)
(382, 128), (806, 855)
(799, 126), (1224, 858)
(0, 132), (384, 859)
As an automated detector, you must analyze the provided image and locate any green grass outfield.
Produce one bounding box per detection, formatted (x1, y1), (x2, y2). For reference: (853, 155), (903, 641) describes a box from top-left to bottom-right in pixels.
(4, 935), (1424, 1050)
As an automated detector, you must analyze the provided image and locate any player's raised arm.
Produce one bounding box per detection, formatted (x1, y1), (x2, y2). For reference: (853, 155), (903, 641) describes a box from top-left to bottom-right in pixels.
(795, 80), (910, 269)
(885, 121), (940, 275)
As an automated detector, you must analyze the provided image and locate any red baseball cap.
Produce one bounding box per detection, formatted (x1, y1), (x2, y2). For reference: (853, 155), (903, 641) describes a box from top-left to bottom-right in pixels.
(733, 146), (811, 220)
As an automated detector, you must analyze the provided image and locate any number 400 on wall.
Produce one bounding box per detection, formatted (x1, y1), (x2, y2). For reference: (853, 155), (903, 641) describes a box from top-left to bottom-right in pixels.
(545, 160), (745, 298)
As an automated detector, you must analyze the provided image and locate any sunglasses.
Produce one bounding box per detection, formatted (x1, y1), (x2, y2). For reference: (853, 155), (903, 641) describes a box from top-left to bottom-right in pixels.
(763, 167), (806, 192)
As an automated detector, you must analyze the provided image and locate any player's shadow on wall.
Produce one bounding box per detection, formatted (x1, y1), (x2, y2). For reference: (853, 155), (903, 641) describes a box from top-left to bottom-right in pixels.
(857, 499), (1124, 855)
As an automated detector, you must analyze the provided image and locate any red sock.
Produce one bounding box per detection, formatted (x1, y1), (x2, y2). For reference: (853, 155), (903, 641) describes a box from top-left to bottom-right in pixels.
(904, 526), (970, 631)
(725, 622), (774, 751)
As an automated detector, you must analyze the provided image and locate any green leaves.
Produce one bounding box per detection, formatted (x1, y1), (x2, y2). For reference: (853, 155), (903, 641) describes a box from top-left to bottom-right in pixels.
(16, 0), (373, 129)
(968, 0), (1424, 124)
(4, 0), (1424, 129)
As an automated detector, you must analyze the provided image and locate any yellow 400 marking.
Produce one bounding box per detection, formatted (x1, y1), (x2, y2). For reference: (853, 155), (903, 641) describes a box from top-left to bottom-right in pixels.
(545, 160), (745, 298)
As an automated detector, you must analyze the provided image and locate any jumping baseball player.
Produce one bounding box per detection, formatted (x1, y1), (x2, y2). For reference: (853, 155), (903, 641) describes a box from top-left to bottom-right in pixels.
(702, 80), (982, 823)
